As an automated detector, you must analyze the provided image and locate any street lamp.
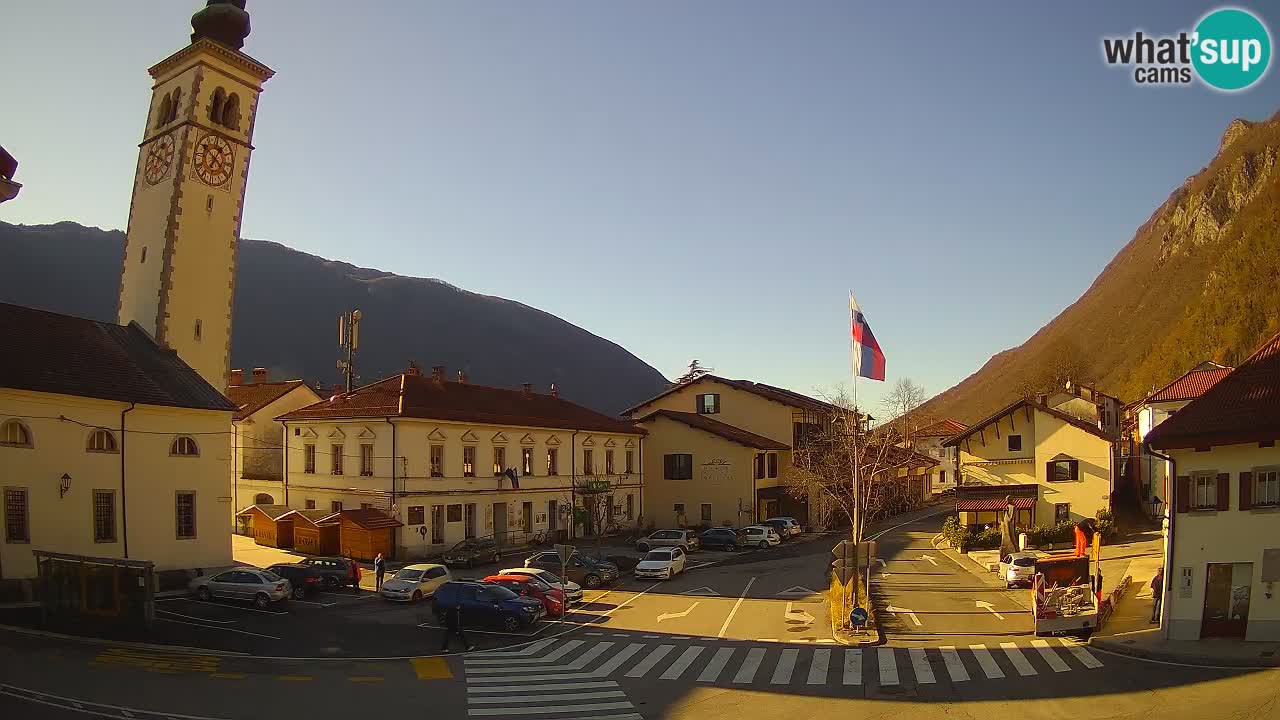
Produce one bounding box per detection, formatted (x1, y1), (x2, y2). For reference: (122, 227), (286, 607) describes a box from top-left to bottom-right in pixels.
(59, 473), (71, 498)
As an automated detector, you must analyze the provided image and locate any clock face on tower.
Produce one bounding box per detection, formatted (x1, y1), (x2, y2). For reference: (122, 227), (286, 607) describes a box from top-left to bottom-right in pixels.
(143, 133), (175, 185)
(192, 133), (235, 187)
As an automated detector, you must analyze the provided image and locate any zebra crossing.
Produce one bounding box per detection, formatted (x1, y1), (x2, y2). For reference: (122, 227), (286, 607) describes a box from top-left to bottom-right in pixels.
(460, 636), (1106, 715)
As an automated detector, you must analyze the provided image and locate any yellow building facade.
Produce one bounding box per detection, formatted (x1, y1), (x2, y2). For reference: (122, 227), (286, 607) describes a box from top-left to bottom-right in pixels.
(228, 372), (322, 529)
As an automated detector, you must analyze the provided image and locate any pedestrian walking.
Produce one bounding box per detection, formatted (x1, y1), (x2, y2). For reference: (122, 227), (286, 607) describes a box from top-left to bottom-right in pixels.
(439, 604), (475, 653)
(374, 552), (385, 591)
(1150, 567), (1164, 623)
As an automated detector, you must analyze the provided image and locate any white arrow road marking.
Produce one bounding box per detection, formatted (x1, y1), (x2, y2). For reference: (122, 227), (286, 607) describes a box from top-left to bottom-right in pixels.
(784, 602), (815, 625)
(920, 554), (938, 566)
(680, 586), (718, 596)
(775, 586), (820, 598)
(885, 605), (921, 626)
(976, 600), (1005, 620)
(657, 602), (700, 623)
(874, 558), (887, 569)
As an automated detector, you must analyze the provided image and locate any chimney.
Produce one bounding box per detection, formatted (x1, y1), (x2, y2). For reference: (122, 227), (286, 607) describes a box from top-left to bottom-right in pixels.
(229, 369), (244, 386)
(332, 383), (344, 397)
(251, 367), (268, 384)
(431, 366), (445, 384)
(550, 383), (558, 398)
(457, 370), (467, 384)
(406, 361), (421, 377)
(522, 383), (532, 397)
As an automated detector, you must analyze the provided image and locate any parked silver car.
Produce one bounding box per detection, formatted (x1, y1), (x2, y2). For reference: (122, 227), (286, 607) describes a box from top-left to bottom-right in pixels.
(189, 568), (290, 609)
(636, 529), (701, 553)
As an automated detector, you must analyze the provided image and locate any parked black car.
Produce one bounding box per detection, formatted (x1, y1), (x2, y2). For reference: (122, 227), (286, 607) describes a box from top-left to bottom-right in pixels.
(298, 556), (361, 589)
(266, 563), (326, 599)
(442, 538), (503, 568)
(431, 581), (545, 631)
(698, 527), (746, 551)
(524, 551), (619, 589)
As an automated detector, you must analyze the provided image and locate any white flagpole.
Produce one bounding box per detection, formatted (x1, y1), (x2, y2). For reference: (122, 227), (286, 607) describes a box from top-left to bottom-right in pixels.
(849, 292), (861, 547)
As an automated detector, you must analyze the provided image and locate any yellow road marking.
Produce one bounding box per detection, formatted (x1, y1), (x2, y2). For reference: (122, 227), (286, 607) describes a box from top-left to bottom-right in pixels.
(348, 676), (384, 682)
(92, 648), (219, 674)
(277, 675), (312, 681)
(211, 673), (247, 679)
(410, 657), (452, 680)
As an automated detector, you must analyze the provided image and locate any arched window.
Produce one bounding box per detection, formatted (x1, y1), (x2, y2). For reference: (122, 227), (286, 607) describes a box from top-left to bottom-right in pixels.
(156, 93), (172, 129)
(209, 88), (226, 125)
(167, 87), (182, 124)
(171, 435), (199, 457)
(254, 493), (275, 505)
(1, 419), (32, 448)
(221, 93), (240, 130)
(87, 429), (118, 453)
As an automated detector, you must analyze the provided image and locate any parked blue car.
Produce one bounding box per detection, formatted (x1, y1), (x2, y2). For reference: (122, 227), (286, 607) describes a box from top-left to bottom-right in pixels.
(432, 581), (546, 631)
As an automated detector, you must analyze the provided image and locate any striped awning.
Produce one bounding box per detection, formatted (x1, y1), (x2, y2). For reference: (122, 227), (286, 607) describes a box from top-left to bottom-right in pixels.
(956, 497), (1036, 512)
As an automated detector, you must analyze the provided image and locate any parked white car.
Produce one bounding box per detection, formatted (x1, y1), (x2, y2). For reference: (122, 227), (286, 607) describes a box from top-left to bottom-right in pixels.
(634, 547), (687, 580)
(764, 517), (803, 538)
(380, 563), (452, 602)
(999, 551), (1039, 588)
(499, 567), (584, 604)
(741, 525), (782, 548)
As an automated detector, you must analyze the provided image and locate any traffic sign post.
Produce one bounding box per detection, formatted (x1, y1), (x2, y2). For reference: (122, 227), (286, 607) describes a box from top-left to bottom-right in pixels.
(833, 541), (858, 616)
(554, 544), (575, 625)
(849, 606), (868, 634)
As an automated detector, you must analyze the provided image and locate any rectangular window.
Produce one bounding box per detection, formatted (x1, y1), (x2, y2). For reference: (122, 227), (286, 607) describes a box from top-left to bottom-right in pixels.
(664, 454), (693, 480)
(331, 444), (344, 475)
(4, 488), (29, 543)
(431, 505), (444, 543)
(701, 503), (713, 523)
(1255, 469), (1280, 507)
(93, 490), (116, 543)
(175, 492), (196, 539)
(583, 449), (594, 475)
(547, 448), (558, 476)
(697, 393), (720, 415)
(1192, 474), (1217, 509)
(447, 504), (462, 523)
(430, 445), (444, 477)
(360, 444), (374, 476)
(360, 502), (373, 510)
(493, 447), (506, 475)
(1048, 459), (1078, 482)
(304, 444), (316, 474)
(305, 499), (316, 510)
(331, 500), (343, 513)
(408, 505), (425, 525)
(463, 446), (476, 477)
(1054, 503), (1070, 524)
(522, 447), (534, 475)
(605, 450), (615, 475)
(767, 452), (778, 479)
(1008, 435), (1022, 452)
(755, 453), (766, 480)
(625, 450), (634, 474)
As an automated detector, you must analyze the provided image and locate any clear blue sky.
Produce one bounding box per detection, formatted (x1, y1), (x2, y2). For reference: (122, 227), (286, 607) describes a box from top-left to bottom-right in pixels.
(5, 1), (1277, 411)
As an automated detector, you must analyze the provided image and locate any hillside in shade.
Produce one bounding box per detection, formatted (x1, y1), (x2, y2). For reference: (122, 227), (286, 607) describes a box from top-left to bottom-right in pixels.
(923, 113), (1280, 422)
(0, 221), (669, 415)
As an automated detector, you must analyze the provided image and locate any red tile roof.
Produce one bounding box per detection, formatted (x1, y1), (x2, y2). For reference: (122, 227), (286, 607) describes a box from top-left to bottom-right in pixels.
(1147, 330), (1280, 449)
(276, 373), (642, 435)
(637, 409), (790, 450)
(0, 303), (235, 412)
(338, 508), (404, 530)
(956, 497), (1036, 512)
(228, 380), (312, 421)
(1141, 366), (1233, 404)
(914, 418), (969, 438)
(277, 509), (339, 527)
(942, 398), (1116, 447)
(623, 375), (835, 416)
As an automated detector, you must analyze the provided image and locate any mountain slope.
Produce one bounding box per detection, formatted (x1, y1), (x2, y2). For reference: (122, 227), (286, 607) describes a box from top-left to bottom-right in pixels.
(924, 113), (1280, 422)
(0, 221), (668, 415)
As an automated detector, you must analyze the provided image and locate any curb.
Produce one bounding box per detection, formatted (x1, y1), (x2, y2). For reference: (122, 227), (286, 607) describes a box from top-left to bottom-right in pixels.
(0, 623), (249, 657)
(1089, 636), (1280, 668)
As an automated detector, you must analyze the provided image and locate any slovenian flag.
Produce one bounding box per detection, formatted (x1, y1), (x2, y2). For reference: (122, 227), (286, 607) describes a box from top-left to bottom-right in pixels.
(850, 292), (886, 381)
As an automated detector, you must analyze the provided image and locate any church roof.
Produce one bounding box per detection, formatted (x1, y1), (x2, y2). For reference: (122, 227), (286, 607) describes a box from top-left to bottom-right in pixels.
(0, 303), (235, 412)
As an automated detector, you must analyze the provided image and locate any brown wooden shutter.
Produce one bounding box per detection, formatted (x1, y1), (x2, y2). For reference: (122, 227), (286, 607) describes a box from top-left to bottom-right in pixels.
(1176, 476), (1191, 513)
(1239, 471), (1253, 511)
(1070, 459), (1080, 481)
(1216, 473), (1231, 510)
(1046, 462), (1054, 482)
(664, 454), (673, 479)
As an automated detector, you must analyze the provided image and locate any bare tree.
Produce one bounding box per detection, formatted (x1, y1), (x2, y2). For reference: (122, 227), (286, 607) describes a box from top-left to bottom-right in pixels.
(1013, 337), (1093, 401)
(880, 378), (928, 442)
(673, 359), (713, 386)
(574, 475), (615, 557)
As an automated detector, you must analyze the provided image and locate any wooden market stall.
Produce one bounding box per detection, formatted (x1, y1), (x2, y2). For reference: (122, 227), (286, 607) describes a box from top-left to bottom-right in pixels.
(236, 504), (295, 548)
(281, 509), (341, 556)
(338, 508), (403, 561)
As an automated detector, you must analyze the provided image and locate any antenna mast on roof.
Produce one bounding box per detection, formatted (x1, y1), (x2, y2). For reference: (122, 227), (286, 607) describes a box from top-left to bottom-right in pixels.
(337, 309), (362, 394)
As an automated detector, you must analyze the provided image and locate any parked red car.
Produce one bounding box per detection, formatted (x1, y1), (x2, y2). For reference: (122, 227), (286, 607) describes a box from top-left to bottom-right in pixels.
(483, 574), (564, 616)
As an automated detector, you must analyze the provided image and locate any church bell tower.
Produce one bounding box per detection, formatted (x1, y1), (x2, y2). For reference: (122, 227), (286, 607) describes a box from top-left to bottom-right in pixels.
(117, 0), (273, 391)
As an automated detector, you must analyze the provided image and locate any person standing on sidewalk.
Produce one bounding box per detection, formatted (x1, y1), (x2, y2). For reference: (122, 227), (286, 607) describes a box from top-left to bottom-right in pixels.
(1150, 567), (1164, 623)
(439, 604), (475, 653)
(374, 552), (385, 591)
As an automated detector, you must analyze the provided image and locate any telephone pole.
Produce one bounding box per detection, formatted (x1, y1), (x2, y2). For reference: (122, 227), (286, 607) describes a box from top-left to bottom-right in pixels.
(337, 309), (362, 393)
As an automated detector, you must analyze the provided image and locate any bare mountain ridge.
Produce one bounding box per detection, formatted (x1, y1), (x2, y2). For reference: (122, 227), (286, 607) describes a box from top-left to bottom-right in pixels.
(0, 221), (669, 415)
(924, 112), (1280, 423)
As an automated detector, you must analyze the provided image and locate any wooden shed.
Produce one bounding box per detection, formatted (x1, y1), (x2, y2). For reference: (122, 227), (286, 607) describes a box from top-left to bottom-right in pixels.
(236, 504), (295, 548)
(338, 508), (403, 561)
(281, 509), (341, 556)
